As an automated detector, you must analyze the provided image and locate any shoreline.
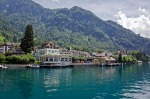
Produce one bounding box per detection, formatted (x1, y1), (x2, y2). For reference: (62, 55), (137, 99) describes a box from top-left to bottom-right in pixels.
(1, 64), (28, 68)
(0, 63), (121, 69)
(1, 63), (100, 68)
(2, 62), (147, 69)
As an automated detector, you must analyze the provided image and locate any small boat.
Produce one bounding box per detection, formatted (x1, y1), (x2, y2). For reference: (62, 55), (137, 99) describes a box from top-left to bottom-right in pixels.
(137, 61), (143, 64)
(27, 64), (40, 68)
(0, 65), (8, 69)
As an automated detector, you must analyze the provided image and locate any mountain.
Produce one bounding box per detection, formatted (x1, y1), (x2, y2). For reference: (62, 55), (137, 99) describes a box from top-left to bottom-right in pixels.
(0, 0), (150, 54)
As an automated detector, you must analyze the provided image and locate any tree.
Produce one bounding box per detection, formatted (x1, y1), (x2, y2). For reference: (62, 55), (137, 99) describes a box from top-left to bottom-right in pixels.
(118, 54), (122, 63)
(97, 49), (103, 53)
(0, 35), (5, 44)
(20, 25), (34, 54)
(122, 57), (126, 63)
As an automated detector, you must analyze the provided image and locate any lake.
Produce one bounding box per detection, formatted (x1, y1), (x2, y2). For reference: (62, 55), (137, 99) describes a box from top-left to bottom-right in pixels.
(0, 63), (150, 99)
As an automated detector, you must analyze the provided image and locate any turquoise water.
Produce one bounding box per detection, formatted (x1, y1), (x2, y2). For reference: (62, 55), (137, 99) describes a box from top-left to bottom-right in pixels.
(0, 64), (150, 99)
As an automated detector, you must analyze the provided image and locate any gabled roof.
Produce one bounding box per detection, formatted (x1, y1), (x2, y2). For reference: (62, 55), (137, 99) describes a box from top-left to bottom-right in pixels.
(105, 57), (116, 61)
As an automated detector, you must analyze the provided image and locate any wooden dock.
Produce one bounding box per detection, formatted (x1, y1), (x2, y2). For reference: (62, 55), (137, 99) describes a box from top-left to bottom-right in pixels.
(72, 63), (101, 67)
(40, 64), (74, 68)
(39, 63), (100, 68)
(105, 63), (121, 66)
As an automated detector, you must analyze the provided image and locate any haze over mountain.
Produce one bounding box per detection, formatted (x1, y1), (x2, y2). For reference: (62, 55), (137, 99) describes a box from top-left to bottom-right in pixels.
(0, 0), (150, 54)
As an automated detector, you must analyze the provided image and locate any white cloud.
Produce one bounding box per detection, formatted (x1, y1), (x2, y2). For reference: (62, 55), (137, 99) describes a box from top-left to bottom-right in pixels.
(138, 7), (147, 13)
(32, 0), (150, 21)
(51, 0), (60, 3)
(115, 8), (150, 38)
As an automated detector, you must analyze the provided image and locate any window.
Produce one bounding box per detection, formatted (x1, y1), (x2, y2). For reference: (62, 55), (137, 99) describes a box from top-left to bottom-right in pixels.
(65, 58), (68, 61)
(39, 51), (42, 55)
(61, 58), (64, 61)
(52, 50), (54, 53)
(39, 57), (41, 61)
(46, 57), (48, 61)
(49, 57), (53, 61)
(69, 58), (71, 61)
(39, 50), (45, 55)
(54, 57), (58, 61)
(41, 57), (43, 61)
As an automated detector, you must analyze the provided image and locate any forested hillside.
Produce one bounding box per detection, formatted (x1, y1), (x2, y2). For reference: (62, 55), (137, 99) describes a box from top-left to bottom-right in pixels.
(0, 0), (150, 54)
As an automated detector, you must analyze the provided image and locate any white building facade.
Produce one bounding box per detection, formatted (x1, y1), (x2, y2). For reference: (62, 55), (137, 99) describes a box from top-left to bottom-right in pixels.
(35, 48), (72, 66)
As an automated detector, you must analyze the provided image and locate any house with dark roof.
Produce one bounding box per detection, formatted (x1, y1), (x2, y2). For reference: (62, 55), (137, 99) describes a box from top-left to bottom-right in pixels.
(0, 43), (15, 54)
(0, 42), (25, 55)
(40, 42), (59, 49)
(12, 47), (25, 55)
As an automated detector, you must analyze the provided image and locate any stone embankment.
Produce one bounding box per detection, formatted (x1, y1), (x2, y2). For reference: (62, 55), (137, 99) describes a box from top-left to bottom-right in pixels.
(1, 64), (28, 68)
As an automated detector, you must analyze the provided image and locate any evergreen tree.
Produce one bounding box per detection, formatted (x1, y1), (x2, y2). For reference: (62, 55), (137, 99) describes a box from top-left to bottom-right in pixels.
(118, 54), (122, 63)
(20, 25), (34, 54)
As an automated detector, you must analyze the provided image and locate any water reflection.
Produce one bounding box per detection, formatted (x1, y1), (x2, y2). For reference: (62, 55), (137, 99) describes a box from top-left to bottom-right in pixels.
(42, 68), (72, 90)
(0, 64), (150, 99)
(119, 64), (150, 99)
(0, 69), (35, 99)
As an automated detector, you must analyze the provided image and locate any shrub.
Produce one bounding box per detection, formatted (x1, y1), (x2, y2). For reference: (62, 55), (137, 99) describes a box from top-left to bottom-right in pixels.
(6, 55), (21, 64)
(29, 57), (36, 63)
(5, 51), (12, 56)
(6, 54), (36, 64)
(20, 55), (29, 64)
(122, 55), (137, 63)
(26, 54), (36, 63)
(0, 53), (5, 63)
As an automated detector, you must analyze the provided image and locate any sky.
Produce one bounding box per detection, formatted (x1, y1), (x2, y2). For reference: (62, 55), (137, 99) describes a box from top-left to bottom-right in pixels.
(32, 0), (150, 38)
